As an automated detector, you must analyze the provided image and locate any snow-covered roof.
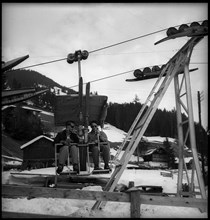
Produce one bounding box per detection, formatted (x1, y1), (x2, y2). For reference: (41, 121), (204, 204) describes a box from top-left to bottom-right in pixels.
(175, 157), (193, 163)
(103, 123), (127, 142)
(20, 135), (54, 149)
(1, 105), (16, 110)
(2, 105), (42, 112)
(21, 106), (42, 112)
(40, 111), (54, 116)
(143, 136), (177, 143)
(2, 155), (23, 162)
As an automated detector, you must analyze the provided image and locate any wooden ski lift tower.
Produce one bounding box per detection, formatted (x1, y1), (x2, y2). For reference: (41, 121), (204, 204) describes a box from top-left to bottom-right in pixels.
(92, 21), (208, 210)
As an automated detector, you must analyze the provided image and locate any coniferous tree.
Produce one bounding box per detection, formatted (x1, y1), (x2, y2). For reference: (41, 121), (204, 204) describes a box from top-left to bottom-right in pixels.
(11, 106), (43, 141)
(163, 137), (176, 168)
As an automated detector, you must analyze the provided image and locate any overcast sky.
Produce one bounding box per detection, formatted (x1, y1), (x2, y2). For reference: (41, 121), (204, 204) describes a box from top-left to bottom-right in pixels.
(2, 3), (208, 129)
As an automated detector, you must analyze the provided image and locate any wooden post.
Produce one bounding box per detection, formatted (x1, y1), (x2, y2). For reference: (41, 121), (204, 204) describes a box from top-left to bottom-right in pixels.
(137, 147), (140, 164)
(55, 144), (58, 187)
(128, 187), (141, 218)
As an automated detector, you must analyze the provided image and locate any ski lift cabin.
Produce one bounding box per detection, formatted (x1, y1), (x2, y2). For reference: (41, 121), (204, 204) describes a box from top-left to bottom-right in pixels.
(54, 94), (108, 128)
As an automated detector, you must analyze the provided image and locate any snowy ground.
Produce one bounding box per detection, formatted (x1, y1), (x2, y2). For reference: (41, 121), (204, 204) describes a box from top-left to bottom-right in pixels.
(2, 124), (207, 217)
(2, 167), (208, 218)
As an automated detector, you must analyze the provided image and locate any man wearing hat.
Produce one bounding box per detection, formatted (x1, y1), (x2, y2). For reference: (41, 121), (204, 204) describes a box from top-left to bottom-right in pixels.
(54, 120), (79, 174)
(88, 120), (111, 171)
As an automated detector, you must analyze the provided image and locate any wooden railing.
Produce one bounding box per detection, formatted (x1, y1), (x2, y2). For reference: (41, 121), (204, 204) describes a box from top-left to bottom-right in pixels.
(2, 184), (207, 218)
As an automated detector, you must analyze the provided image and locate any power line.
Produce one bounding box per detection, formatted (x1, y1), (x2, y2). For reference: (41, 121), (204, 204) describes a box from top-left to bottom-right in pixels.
(191, 62), (207, 64)
(88, 20), (205, 54)
(68, 69), (134, 89)
(68, 59), (205, 89)
(14, 20), (206, 70)
(68, 63), (167, 89)
(88, 28), (168, 54)
(14, 58), (67, 70)
(15, 27), (167, 70)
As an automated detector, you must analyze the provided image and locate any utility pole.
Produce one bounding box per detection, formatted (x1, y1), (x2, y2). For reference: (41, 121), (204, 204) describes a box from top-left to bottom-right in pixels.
(197, 91), (206, 184)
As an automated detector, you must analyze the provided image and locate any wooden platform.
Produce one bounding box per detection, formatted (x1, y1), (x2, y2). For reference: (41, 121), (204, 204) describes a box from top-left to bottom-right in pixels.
(9, 171), (110, 189)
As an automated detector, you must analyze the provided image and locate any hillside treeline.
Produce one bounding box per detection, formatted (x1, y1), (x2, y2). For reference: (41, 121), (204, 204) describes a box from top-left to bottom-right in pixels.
(106, 101), (208, 157)
(4, 69), (76, 94)
(106, 101), (182, 136)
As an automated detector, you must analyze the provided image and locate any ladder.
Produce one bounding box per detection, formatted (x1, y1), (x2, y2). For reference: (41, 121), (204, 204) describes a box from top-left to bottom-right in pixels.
(92, 36), (206, 210)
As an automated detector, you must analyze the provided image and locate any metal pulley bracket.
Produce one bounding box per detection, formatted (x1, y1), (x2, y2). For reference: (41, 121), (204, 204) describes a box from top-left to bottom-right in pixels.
(67, 50), (89, 64)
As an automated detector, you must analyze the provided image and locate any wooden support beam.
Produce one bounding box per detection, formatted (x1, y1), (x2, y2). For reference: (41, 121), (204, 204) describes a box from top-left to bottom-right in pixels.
(128, 188), (141, 218)
(2, 184), (130, 202)
(2, 211), (69, 218)
(2, 184), (207, 211)
(139, 194), (206, 209)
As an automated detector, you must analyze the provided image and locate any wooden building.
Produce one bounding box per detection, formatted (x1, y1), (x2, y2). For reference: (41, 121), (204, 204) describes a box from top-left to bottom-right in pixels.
(20, 135), (55, 170)
(142, 147), (169, 168)
(2, 105), (42, 134)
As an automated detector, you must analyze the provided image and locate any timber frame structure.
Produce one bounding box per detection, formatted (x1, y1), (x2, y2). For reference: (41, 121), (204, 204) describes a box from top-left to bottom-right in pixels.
(92, 34), (207, 210)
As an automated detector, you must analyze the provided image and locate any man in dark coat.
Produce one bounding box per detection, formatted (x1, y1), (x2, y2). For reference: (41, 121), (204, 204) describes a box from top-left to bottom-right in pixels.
(54, 120), (79, 174)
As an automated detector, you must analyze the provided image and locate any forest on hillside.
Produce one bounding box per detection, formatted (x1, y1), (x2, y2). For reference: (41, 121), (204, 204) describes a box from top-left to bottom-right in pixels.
(106, 101), (208, 157)
(3, 69), (76, 94)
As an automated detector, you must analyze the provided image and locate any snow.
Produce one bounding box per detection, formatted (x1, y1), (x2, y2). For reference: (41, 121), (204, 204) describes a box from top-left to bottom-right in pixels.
(20, 135), (53, 149)
(51, 86), (68, 96)
(2, 167), (208, 218)
(1, 124), (207, 218)
(40, 110), (54, 116)
(1, 105), (16, 110)
(143, 136), (176, 143)
(102, 123), (127, 142)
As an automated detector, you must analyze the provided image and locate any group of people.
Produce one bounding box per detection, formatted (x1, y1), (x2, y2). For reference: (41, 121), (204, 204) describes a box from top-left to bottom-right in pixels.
(54, 120), (111, 174)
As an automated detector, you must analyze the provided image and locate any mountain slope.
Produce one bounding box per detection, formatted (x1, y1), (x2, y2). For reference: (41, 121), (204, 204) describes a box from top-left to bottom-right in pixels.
(5, 69), (76, 94)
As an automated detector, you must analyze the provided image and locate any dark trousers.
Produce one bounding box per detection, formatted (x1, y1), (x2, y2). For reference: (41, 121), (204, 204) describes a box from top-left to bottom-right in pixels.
(58, 145), (79, 165)
(89, 144), (110, 167)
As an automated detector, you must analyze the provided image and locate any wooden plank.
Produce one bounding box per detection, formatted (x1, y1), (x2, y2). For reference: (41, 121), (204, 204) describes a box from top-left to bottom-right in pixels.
(2, 211), (69, 218)
(2, 184), (130, 202)
(2, 184), (207, 211)
(2, 55), (29, 72)
(11, 172), (55, 177)
(139, 194), (207, 209)
(160, 171), (173, 177)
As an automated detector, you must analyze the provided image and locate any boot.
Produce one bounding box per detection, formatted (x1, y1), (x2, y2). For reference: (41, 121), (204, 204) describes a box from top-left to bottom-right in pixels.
(104, 163), (112, 171)
(73, 164), (79, 173)
(56, 164), (64, 174)
(94, 164), (102, 171)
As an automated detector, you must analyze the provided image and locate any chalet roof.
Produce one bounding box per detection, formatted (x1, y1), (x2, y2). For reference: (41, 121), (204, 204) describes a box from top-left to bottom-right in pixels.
(2, 54), (29, 72)
(2, 88), (48, 106)
(21, 106), (42, 112)
(2, 105), (42, 112)
(2, 155), (23, 162)
(2, 88), (35, 98)
(20, 135), (54, 150)
(1, 105), (16, 110)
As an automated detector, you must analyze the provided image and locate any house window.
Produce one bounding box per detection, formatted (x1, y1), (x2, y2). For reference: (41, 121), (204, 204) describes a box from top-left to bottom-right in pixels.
(152, 154), (168, 162)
